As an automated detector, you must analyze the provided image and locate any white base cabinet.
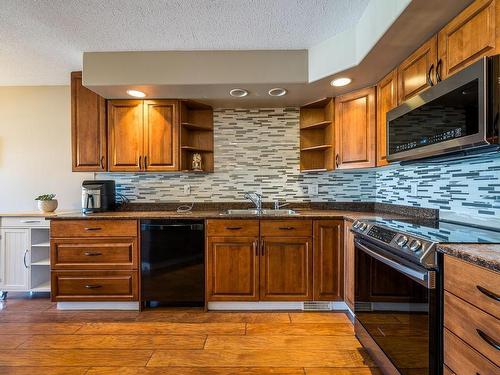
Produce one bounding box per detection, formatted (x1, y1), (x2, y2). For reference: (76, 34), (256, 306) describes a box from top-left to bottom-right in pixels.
(0, 217), (50, 298)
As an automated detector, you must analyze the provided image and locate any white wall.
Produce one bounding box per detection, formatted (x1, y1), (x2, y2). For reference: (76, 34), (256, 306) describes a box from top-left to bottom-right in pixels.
(0, 86), (92, 212)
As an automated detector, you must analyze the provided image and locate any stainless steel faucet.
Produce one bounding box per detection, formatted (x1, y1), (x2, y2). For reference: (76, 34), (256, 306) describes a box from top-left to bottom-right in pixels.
(244, 192), (262, 213)
(274, 200), (289, 210)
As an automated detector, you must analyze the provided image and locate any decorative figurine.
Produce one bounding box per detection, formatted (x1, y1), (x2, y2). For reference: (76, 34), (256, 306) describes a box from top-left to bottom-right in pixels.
(192, 153), (202, 171)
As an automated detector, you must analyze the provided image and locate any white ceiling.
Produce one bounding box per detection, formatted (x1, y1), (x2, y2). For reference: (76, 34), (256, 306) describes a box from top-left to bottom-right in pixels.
(0, 0), (369, 85)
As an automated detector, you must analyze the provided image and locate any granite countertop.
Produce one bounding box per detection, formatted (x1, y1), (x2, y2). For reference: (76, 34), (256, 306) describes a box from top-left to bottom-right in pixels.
(0, 210), (76, 218)
(438, 243), (500, 272)
(46, 209), (409, 222)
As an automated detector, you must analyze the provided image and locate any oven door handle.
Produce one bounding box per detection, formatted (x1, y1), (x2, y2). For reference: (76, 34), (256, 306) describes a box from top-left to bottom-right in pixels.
(355, 240), (435, 289)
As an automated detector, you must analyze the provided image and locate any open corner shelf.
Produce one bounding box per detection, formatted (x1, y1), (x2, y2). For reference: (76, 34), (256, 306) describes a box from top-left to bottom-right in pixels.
(300, 98), (334, 172)
(180, 100), (214, 173)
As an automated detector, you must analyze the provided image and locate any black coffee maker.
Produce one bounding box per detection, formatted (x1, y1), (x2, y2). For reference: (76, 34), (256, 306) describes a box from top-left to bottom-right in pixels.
(81, 180), (116, 213)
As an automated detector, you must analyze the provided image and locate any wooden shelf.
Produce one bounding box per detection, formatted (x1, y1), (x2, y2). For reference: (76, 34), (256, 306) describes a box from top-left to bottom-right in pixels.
(181, 122), (212, 131)
(31, 258), (50, 266)
(31, 281), (50, 292)
(301, 120), (331, 130)
(301, 144), (332, 152)
(32, 242), (50, 247)
(181, 146), (213, 152)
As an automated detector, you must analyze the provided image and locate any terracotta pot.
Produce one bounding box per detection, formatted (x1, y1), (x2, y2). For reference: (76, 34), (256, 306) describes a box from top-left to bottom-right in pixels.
(37, 199), (58, 212)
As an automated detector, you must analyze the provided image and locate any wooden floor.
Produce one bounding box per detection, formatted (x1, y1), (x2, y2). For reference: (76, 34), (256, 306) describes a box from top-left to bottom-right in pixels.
(0, 295), (379, 374)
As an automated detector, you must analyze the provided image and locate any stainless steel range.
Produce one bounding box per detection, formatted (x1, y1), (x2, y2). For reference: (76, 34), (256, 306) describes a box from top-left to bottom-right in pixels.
(351, 218), (500, 375)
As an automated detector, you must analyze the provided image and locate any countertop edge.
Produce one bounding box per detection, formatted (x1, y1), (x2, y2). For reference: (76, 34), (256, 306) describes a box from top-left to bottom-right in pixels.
(438, 243), (500, 273)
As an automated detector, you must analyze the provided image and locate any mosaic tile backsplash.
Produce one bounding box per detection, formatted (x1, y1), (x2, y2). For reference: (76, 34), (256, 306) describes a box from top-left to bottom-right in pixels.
(98, 108), (500, 226)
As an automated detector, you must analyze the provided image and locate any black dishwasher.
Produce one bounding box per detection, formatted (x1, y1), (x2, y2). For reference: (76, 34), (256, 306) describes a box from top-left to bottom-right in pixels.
(140, 219), (204, 307)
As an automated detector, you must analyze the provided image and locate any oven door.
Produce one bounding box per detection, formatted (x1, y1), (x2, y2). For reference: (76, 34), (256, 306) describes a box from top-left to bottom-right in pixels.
(354, 238), (441, 375)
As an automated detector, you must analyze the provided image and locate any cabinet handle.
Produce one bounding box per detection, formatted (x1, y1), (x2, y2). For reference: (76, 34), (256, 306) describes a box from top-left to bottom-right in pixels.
(23, 249), (29, 269)
(436, 59), (442, 82)
(84, 252), (102, 256)
(85, 284), (102, 289)
(100, 156), (105, 169)
(144, 155), (148, 169)
(253, 240), (258, 256)
(225, 226), (242, 230)
(20, 220), (41, 224)
(261, 239), (265, 256)
(427, 64), (435, 86)
(84, 227), (102, 231)
(335, 154), (340, 168)
(139, 156), (142, 170)
(278, 227), (295, 230)
(477, 285), (500, 302)
(476, 329), (500, 350)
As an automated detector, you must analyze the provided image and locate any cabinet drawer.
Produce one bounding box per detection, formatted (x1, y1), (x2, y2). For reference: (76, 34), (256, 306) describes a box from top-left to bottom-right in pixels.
(51, 220), (138, 238)
(51, 238), (138, 270)
(444, 328), (498, 375)
(206, 220), (259, 237)
(0, 217), (49, 228)
(444, 255), (499, 318)
(51, 270), (138, 301)
(260, 220), (312, 237)
(444, 291), (500, 366)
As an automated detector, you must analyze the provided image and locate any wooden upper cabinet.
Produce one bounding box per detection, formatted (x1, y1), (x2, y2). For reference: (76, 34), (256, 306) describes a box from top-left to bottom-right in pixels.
(313, 220), (344, 301)
(376, 69), (398, 166)
(260, 237), (313, 301)
(438, 0), (499, 80)
(206, 236), (259, 301)
(143, 100), (179, 172)
(71, 72), (106, 171)
(397, 35), (438, 104)
(107, 100), (144, 172)
(334, 87), (376, 169)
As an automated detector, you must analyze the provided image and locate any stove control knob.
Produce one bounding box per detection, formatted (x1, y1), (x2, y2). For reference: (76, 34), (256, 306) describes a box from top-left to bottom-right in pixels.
(409, 240), (422, 252)
(396, 235), (408, 247)
(352, 220), (360, 229)
(359, 222), (368, 231)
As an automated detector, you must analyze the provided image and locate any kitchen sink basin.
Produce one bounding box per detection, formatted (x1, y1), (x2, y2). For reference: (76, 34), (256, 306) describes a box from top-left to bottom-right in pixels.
(221, 209), (297, 216)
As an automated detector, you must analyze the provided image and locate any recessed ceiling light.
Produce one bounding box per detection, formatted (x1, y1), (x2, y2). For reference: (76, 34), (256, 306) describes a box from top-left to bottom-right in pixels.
(268, 88), (287, 97)
(126, 89), (146, 98)
(330, 77), (352, 87)
(229, 88), (249, 97)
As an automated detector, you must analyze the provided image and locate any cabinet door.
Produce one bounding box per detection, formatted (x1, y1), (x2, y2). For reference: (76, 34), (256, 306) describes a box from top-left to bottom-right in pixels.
(376, 69), (398, 167)
(260, 237), (312, 301)
(0, 228), (30, 291)
(313, 220), (344, 301)
(397, 35), (437, 103)
(438, 0), (499, 80)
(334, 87), (376, 169)
(71, 72), (107, 171)
(344, 223), (355, 311)
(206, 236), (259, 301)
(108, 100), (144, 172)
(143, 100), (179, 171)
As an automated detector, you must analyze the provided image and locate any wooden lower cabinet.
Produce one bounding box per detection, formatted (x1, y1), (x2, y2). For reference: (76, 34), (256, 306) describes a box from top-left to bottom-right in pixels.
(205, 236), (259, 301)
(343, 222), (355, 311)
(313, 220), (344, 301)
(260, 236), (313, 301)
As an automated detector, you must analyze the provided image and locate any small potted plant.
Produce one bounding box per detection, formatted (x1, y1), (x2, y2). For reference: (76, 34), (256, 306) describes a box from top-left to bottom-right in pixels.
(35, 194), (58, 213)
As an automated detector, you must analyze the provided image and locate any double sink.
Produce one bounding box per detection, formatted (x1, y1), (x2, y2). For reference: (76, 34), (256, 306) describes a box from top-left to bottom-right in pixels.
(220, 209), (297, 216)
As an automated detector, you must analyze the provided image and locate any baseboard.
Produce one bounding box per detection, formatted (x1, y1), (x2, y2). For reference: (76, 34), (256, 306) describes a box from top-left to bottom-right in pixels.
(207, 301), (350, 311)
(57, 301), (140, 310)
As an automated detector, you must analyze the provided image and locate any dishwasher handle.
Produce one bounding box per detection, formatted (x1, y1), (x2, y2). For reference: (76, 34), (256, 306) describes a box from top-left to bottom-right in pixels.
(141, 223), (204, 231)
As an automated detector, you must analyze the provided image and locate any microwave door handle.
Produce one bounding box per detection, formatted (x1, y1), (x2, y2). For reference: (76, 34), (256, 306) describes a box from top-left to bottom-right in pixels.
(355, 240), (435, 289)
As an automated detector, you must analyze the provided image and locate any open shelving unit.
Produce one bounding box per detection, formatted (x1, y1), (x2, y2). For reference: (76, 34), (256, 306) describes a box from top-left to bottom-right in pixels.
(299, 98), (334, 172)
(179, 100), (214, 172)
(30, 227), (51, 292)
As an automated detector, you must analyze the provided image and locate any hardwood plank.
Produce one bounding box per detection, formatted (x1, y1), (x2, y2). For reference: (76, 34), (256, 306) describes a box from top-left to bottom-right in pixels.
(0, 310), (140, 323)
(0, 299), (53, 311)
(136, 311), (290, 323)
(87, 367), (305, 375)
(0, 367), (89, 375)
(0, 335), (30, 349)
(289, 313), (350, 324)
(205, 335), (362, 350)
(148, 349), (375, 367)
(76, 322), (246, 335)
(19, 334), (207, 349)
(0, 323), (83, 335)
(305, 369), (382, 375)
(246, 323), (354, 336)
(0, 349), (152, 367)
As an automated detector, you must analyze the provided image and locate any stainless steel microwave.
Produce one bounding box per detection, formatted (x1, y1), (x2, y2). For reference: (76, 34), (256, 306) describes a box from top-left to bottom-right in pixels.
(386, 56), (500, 162)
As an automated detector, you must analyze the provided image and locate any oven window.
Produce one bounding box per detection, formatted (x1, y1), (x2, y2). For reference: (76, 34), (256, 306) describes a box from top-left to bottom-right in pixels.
(355, 249), (431, 375)
(388, 79), (479, 155)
